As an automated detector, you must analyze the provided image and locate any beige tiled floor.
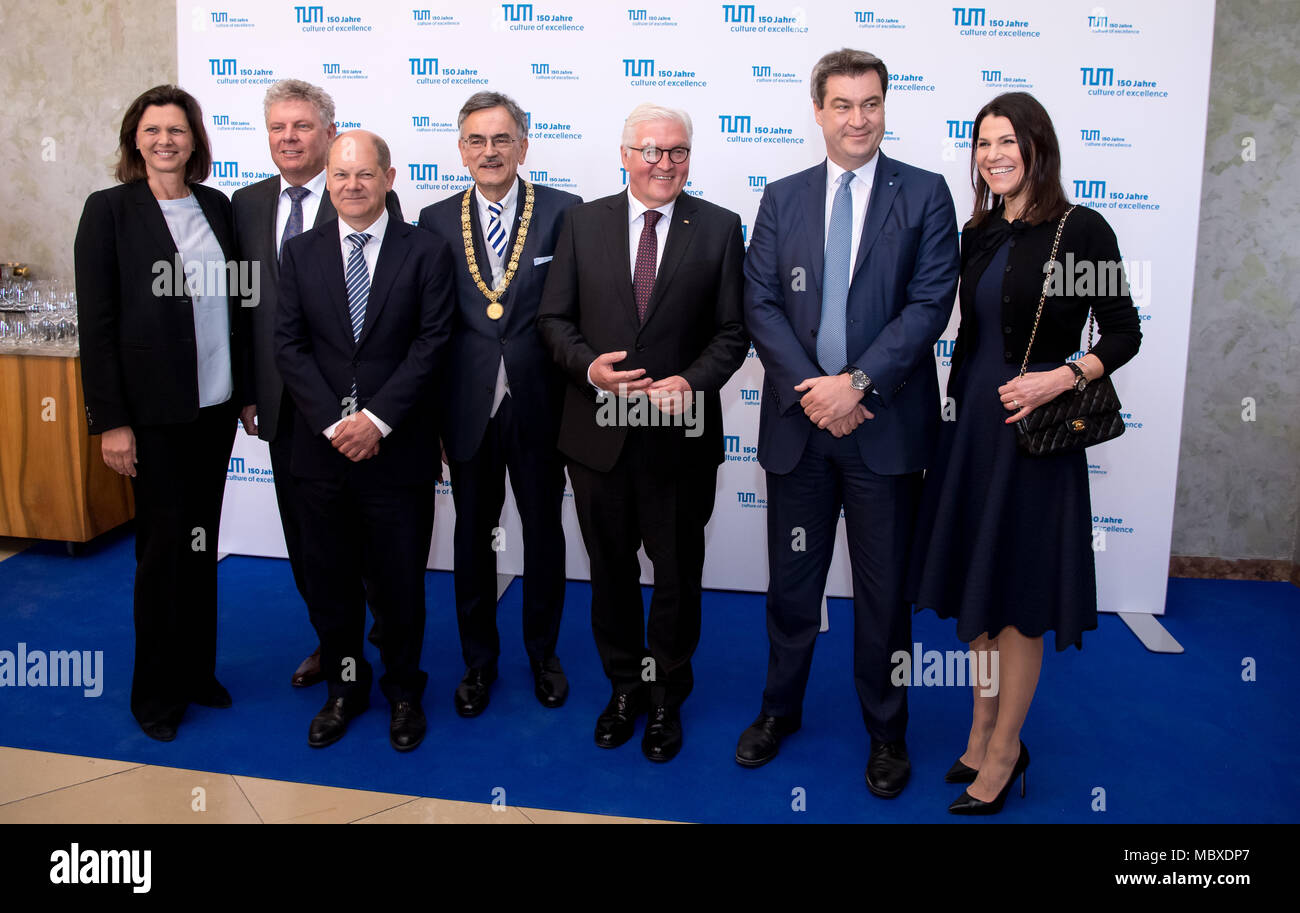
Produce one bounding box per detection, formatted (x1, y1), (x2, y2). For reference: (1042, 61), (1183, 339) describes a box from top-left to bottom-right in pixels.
(0, 747), (674, 823)
(0, 539), (671, 824)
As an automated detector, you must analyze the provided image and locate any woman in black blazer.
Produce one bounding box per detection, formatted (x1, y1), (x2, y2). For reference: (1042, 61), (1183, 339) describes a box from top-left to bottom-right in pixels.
(907, 92), (1141, 813)
(74, 85), (253, 741)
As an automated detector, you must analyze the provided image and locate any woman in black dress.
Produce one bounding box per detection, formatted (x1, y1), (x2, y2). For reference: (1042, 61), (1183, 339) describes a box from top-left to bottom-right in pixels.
(74, 86), (252, 741)
(907, 92), (1141, 813)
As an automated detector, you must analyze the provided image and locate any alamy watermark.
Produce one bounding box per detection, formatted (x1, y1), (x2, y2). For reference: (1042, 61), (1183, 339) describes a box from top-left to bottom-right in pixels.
(151, 255), (261, 307)
(0, 643), (104, 696)
(890, 642), (999, 697)
(595, 387), (702, 438)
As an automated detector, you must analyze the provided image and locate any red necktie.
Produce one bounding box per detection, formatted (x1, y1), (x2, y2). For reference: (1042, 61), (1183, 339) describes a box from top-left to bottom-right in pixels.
(633, 210), (661, 323)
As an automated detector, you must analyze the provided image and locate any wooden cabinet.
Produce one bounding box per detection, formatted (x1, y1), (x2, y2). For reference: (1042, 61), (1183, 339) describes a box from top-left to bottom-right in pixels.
(0, 349), (134, 541)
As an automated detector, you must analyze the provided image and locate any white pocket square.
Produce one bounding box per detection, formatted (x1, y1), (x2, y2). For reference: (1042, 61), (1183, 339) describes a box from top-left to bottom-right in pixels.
(533, 255), (553, 266)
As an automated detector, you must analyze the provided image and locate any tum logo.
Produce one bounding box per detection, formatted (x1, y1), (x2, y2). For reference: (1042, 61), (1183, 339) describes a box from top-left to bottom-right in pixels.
(409, 58), (439, 75)
(1072, 179), (1107, 199)
(1081, 129), (1101, 141)
(748, 175), (766, 187)
(531, 63), (549, 75)
(619, 167), (628, 184)
(719, 115), (752, 133)
(322, 63), (340, 74)
(740, 389), (760, 403)
(752, 65), (771, 76)
(723, 4), (756, 23)
(529, 170), (548, 181)
(408, 164), (438, 180)
(413, 9), (430, 21)
(1080, 67), (1115, 86)
(855, 11), (874, 22)
(724, 434), (740, 452)
(412, 116), (431, 127)
(212, 114), (229, 125)
(502, 3), (533, 21)
(229, 457), (245, 473)
(946, 120), (974, 138)
(629, 9), (646, 19)
(623, 59), (655, 76)
(208, 58), (237, 75)
(1088, 14), (1108, 27)
(294, 5), (323, 23)
(211, 11), (227, 22)
(981, 69), (1001, 81)
(737, 491), (756, 504)
(952, 7), (985, 26)
(213, 161), (239, 178)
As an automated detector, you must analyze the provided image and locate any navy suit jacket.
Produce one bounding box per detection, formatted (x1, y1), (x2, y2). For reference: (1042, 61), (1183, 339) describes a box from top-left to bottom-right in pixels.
(743, 152), (960, 476)
(416, 178), (581, 462)
(274, 216), (455, 484)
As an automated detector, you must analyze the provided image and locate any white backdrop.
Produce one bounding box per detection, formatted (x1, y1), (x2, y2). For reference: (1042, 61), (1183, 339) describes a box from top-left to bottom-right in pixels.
(190, 0), (1214, 614)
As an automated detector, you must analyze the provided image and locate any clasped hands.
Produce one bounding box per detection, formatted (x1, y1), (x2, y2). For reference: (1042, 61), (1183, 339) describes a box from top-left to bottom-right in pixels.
(330, 412), (381, 461)
(589, 350), (693, 415)
(796, 373), (873, 438)
(997, 366), (1077, 424)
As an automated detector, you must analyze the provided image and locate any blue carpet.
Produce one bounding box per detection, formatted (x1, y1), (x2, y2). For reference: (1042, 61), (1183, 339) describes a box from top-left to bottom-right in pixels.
(1, 528), (1296, 823)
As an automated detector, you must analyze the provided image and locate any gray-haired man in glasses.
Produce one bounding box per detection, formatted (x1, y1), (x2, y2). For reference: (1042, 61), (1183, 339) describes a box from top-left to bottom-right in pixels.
(537, 103), (748, 763)
(417, 91), (582, 720)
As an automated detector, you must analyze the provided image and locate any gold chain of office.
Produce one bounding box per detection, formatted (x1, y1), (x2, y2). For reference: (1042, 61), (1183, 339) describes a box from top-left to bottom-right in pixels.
(460, 181), (534, 320)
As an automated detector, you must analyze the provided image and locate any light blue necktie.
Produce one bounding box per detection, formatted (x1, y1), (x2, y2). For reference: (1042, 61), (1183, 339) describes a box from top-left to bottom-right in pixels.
(486, 200), (507, 260)
(345, 232), (371, 401)
(817, 171), (854, 376)
(280, 186), (311, 261)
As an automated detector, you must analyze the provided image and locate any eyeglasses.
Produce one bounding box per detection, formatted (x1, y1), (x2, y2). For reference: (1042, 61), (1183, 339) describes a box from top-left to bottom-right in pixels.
(461, 134), (518, 150)
(627, 145), (690, 164)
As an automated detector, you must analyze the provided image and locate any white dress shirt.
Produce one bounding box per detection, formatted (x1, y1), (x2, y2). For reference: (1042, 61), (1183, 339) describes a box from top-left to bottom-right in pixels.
(323, 209), (392, 440)
(275, 170), (327, 254)
(824, 151), (878, 269)
(474, 181), (518, 418)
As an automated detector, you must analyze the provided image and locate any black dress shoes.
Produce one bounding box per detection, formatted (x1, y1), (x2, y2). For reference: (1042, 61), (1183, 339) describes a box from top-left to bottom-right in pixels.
(641, 705), (683, 762)
(531, 655), (569, 708)
(735, 714), (801, 768)
(140, 720), (177, 742)
(594, 685), (648, 749)
(865, 740), (911, 798)
(190, 679), (232, 709)
(308, 695), (368, 748)
(291, 646), (324, 688)
(389, 701), (426, 752)
(944, 757), (978, 783)
(454, 667), (496, 717)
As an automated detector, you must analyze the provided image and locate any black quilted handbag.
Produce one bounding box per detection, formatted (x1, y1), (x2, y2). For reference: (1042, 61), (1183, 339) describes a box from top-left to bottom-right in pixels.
(1013, 207), (1125, 456)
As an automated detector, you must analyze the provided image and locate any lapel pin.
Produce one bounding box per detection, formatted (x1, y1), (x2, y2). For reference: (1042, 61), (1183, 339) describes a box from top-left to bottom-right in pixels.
(682, 219), (690, 224)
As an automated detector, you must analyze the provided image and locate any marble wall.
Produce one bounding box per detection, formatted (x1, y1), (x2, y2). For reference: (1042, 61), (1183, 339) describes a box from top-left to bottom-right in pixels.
(1, 0), (1296, 565)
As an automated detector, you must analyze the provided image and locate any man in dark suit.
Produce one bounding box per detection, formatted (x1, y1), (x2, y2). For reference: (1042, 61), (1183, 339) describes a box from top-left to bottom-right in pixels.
(538, 103), (748, 763)
(232, 79), (403, 689)
(275, 130), (454, 751)
(736, 49), (960, 796)
(417, 92), (581, 717)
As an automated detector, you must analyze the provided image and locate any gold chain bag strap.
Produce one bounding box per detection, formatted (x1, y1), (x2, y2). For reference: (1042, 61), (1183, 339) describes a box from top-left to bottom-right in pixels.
(1013, 205), (1126, 456)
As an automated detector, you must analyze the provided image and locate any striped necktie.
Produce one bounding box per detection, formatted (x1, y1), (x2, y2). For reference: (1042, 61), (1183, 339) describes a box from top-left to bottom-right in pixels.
(486, 200), (507, 261)
(345, 232), (371, 343)
(280, 186), (311, 261)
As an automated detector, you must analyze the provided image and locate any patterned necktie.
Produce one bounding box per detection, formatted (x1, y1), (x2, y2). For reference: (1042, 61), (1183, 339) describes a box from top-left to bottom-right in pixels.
(345, 232), (371, 343)
(633, 209), (661, 323)
(817, 171), (854, 375)
(486, 200), (507, 260)
(280, 186), (311, 260)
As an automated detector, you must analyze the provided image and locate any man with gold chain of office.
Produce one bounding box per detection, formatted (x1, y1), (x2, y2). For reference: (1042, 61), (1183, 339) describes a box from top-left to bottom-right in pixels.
(417, 91), (582, 717)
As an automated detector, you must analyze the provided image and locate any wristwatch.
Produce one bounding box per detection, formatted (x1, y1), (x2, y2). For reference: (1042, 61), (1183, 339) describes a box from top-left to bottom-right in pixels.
(845, 366), (874, 394)
(1065, 361), (1088, 392)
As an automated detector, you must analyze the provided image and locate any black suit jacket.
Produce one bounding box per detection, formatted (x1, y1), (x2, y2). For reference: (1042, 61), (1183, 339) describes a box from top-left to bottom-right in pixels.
(274, 216), (454, 484)
(950, 204), (1141, 385)
(417, 178), (581, 462)
(74, 180), (252, 433)
(536, 190), (749, 473)
(231, 176), (403, 442)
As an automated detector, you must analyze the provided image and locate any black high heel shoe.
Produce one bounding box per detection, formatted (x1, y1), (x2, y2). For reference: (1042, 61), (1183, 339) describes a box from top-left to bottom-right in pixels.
(944, 758), (977, 784)
(947, 741), (1029, 815)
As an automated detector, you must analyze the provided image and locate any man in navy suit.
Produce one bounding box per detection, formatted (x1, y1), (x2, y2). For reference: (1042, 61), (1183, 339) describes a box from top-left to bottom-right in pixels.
(736, 49), (960, 796)
(418, 92), (581, 717)
(276, 130), (455, 751)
